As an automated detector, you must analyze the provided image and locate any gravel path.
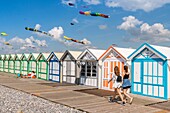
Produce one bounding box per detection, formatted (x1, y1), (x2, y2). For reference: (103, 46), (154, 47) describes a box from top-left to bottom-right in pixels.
(0, 85), (86, 113)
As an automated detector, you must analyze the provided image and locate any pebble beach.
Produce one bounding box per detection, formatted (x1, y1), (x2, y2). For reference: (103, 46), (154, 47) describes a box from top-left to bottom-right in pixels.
(0, 85), (85, 113)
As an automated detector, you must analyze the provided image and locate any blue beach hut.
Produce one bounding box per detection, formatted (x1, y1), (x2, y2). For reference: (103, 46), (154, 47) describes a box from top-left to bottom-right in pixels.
(128, 43), (170, 100)
(47, 52), (63, 82)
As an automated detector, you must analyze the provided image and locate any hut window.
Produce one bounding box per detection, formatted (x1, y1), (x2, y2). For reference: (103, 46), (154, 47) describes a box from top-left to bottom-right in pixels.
(66, 61), (75, 75)
(23, 61), (27, 70)
(15, 61), (20, 69)
(92, 62), (97, 77)
(40, 62), (47, 73)
(87, 62), (91, 77)
(80, 61), (97, 77)
(80, 62), (86, 76)
(0, 61), (3, 68)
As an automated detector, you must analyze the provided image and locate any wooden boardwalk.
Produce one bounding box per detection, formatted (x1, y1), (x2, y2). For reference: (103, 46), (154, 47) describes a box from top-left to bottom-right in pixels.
(0, 72), (168, 113)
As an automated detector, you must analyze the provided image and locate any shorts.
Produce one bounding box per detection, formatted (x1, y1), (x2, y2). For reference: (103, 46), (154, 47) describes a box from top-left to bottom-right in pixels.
(122, 79), (131, 89)
(123, 86), (131, 89)
(113, 82), (122, 88)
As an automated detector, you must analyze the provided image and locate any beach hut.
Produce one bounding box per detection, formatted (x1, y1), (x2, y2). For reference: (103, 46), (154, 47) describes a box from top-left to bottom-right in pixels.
(77, 49), (105, 87)
(4, 54), (9, 73)
(14, 54), (22, 74)
(0, 55), (4, 72)
(27, 53), (39, 76)
(98, 45), (135, 91)
(20, 53), (30, 75)
(36, 53), (50, 80)
(47, 52), (63, 82)
(60, 50), (82, 84)
(128, 43), (170, 100)
(8, 54), (15, 74)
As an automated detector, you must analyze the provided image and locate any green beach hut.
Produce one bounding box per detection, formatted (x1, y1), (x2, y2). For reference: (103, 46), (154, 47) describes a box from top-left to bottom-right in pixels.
(20, 53), (30, 75)
(8, 54), (15, 74)
(0, 55), (4, 72)
(14, 54), (22, 74)
(4, 54), (9, 73)
(36, 53), (50, 80)
(27, 53), (39, 76)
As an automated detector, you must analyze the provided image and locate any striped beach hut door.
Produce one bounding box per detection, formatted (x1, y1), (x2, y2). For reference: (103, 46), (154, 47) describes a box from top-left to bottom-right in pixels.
(21, 55), (28, 75)
(9, 60), (14, 73)
(4, 60), (9, 72)
(29, 61), (36, 73)
(102, 60), (124, 90)
(0, 60), (3, 71)
(15, 60), (20, 74)
(133, 59), (166, 99)
(37, 55), (48, 80)
(49, 55), (60, 82)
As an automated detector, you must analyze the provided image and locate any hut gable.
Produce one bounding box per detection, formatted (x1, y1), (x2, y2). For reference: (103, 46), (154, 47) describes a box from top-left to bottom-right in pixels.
(78, 49), (105, 61)
(60, 50), (82, 61)
(47, 52), (58, 61)
(128, 43), (168, 60)
(99, 46), (135, 61)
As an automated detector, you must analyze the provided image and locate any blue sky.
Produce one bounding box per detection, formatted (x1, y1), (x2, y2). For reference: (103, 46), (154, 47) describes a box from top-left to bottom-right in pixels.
(0, 0), (170, 54)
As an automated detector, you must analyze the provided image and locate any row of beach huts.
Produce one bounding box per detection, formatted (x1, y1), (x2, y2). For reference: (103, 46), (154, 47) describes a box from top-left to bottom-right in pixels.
(0, 43), (170, 100)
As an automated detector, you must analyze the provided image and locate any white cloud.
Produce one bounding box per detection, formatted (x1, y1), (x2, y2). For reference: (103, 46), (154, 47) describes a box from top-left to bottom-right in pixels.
(48, 26), (64, 41)
(72, 18), (79, 24)
(32, 24), (64, 42)
(98, 24), (107, 30)
(81, 38), (91, 45)
(35, 24), (41, 30)
(0, 36), (48, 54)
(83, 0), (101, 5)
(9, 37), (25, 45)
(117, 16), (143, 30)
(61, 0), (76, 5)
(0, 37), (6, 43)
(118, 16), (170, 44)
(105, 0), (170, 12)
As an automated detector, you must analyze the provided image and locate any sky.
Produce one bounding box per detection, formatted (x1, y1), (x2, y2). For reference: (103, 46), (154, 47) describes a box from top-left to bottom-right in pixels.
(0, 0), (170, 54)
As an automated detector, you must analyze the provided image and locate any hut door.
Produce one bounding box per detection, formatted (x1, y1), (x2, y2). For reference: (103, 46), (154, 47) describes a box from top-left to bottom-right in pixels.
(142, 61), (165, 98)
(133, 62), (142, 94)
(0, 61), (3, 71)
(102, 61), (109, 89)
(49, 61), (60, 82)
(102, 61), (124, 90)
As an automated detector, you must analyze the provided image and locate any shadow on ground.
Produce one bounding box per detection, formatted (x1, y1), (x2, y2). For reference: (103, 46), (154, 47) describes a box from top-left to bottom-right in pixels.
(37, 82), (76, 87)
(74, 88), (116, 97)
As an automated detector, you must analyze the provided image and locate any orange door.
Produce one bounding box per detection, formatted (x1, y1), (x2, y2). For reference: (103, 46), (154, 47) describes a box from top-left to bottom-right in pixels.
(102, 60), (124, 91)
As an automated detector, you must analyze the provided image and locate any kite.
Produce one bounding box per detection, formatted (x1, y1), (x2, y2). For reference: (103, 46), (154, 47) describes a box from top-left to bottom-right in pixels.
(70, 23), (74, 25)
(3, 42), (12, 46)
(79, 11), (110, 18)
(1, 32), (8, 36)
(68, 3), (75, 6)
(64, 36), (85, 44)
(25, 27), (54, 37)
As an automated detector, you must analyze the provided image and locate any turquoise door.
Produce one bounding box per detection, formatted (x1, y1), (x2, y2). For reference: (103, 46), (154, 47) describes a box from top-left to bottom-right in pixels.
(132, 59), (167, 99)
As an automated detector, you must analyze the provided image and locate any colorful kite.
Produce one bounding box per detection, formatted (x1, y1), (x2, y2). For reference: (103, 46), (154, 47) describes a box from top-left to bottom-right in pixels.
(64, 36), (85, 44)
(1, 32), (8, 36)
(25, 27), (54, 37)
(79, 11), (110, 18)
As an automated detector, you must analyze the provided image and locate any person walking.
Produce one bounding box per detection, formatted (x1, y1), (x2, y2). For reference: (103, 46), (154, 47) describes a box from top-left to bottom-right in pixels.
(108, 66), (126, 105)
(122, 65), (133, 104)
